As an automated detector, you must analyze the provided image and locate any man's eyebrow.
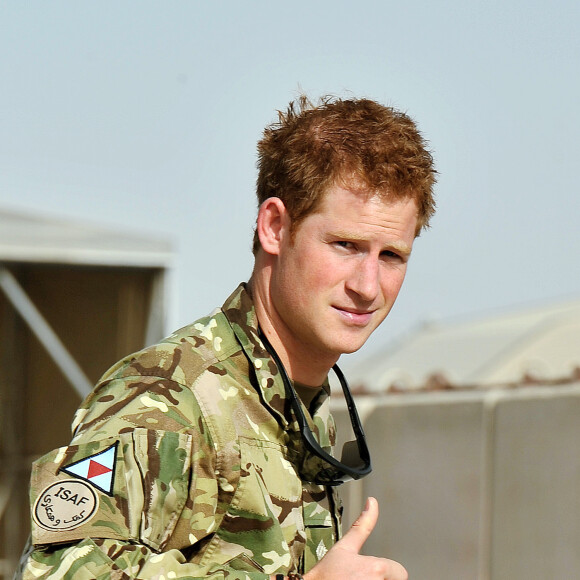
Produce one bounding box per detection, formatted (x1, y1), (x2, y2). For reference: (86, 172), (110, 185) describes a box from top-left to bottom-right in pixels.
(385, 240), (413, 256)
(329, 230), (413, 256)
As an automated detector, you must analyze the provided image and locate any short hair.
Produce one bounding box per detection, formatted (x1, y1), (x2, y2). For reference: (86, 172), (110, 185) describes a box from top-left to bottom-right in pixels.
(253, 95), (436, 254)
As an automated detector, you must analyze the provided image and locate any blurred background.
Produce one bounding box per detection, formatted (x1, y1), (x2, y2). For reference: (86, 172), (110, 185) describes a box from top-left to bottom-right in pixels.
(1, 1), (579, 578)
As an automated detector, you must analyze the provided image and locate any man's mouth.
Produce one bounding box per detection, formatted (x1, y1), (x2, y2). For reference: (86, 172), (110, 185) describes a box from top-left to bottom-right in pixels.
(333, 306), (374, 325)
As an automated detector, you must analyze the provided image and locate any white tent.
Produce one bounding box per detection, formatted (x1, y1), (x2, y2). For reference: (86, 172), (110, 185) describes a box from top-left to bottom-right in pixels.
(348, 298), (580, 391)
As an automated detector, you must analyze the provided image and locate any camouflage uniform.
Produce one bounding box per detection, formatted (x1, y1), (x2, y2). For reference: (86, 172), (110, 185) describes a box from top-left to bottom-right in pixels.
(19, 284), (342, 579)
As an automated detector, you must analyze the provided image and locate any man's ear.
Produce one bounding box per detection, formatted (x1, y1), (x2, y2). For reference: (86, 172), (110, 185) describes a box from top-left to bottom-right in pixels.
(256, 197), (290, 255)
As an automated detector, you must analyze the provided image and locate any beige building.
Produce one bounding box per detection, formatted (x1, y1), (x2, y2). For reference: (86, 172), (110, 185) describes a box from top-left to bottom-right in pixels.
(0, 210), (173, 577)
(347, 298), (580, 392)
(334, 299), (580, 579)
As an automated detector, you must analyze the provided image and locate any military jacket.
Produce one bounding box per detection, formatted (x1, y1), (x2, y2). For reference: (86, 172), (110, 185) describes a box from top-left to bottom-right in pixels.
(19, 285), (342, 579)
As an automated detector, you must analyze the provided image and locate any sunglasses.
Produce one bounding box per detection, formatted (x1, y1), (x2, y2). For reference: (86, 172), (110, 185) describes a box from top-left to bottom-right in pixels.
(259, 331), (372, 486)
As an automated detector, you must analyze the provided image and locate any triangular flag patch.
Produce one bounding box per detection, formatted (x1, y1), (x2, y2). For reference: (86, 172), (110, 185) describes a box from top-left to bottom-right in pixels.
(60, 442), (117, 496)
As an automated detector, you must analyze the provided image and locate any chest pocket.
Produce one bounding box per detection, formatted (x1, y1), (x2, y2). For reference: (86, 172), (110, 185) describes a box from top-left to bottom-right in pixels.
(208, 437), (304, 575)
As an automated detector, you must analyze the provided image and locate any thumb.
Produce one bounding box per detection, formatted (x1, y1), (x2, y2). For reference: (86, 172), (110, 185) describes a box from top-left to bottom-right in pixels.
(337, 496), (379, 554)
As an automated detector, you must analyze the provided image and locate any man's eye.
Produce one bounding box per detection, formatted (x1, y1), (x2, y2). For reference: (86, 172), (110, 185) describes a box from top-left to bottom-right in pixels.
(381, 250), (404, 261)
(335, 241), (354, 250)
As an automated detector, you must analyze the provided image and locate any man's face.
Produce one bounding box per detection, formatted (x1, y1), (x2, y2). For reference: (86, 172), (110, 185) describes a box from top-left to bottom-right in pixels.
(270, 184), (419, 363)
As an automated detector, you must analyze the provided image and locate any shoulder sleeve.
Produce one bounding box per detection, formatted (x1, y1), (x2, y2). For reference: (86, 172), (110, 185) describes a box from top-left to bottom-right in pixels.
(21, 341), (282, 580)
(22, 425), (271, 578)
(21, 370), (253, 579)
(29, 429), (194, 550)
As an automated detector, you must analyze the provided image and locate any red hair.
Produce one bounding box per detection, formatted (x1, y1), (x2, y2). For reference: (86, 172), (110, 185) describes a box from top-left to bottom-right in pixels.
(253, 95), (436, 253)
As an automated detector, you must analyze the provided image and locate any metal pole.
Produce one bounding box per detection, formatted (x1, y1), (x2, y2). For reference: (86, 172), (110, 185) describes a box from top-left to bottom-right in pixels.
(0, 266), (92, 399)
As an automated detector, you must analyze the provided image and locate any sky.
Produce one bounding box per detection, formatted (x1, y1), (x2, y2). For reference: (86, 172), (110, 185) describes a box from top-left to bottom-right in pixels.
(1, 1), (579, 370)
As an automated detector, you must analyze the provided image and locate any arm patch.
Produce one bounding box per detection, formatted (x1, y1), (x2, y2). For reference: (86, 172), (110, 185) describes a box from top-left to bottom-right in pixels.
(30, 429), (192, 551)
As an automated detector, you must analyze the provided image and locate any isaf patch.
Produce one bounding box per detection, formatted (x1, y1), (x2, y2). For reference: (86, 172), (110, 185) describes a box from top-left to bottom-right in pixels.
(33, 479), (98, 531)
(30, 430), (193, 550)
(32, 443), (118, 533)
(60, 442), (117, 496)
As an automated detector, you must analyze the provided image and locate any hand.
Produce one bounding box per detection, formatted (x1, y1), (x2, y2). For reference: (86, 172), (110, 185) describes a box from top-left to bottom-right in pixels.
(304, 497), (408, 580)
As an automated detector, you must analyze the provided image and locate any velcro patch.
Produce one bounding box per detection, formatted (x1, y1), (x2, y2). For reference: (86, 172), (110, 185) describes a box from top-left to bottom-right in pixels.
(33, 479), (98, 531)
(30, 429), (193, 551)
(60, 442), (117, 496)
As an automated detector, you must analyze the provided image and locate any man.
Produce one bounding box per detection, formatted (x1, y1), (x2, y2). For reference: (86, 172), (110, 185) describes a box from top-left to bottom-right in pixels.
(18, 96), (435, 579)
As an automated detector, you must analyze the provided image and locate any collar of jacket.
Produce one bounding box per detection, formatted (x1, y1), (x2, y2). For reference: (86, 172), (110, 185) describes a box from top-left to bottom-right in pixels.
(221, 283), (330, 431)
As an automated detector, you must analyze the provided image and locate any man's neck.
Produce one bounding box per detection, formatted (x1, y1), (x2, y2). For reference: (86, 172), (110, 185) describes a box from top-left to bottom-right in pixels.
(248, 273), (338, 386)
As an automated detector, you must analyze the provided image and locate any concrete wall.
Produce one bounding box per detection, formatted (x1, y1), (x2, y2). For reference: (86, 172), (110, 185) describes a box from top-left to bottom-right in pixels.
(333, 383), (580, 580)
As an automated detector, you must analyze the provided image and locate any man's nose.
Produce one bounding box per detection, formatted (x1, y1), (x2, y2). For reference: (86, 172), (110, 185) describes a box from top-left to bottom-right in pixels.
(345, 257), (380, 301)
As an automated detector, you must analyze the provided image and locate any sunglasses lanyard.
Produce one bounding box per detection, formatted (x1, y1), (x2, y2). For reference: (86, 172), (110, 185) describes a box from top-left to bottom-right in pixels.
(258, 329), (372, 485)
